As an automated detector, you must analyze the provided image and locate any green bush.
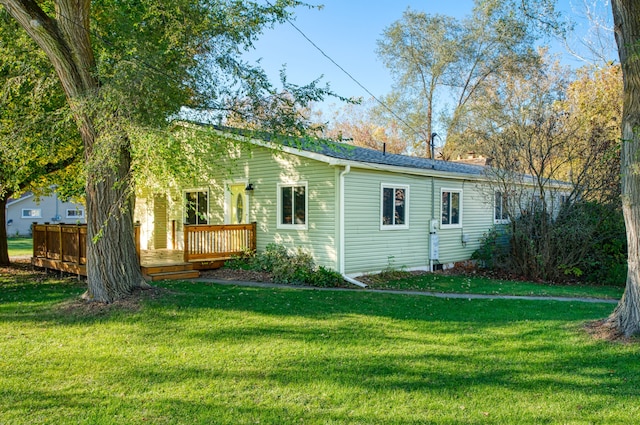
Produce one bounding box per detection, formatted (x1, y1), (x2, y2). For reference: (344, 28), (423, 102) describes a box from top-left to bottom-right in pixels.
(225, 243), (345, 287)
(472, 227), (509, 269)
(473, 201), (626, 286)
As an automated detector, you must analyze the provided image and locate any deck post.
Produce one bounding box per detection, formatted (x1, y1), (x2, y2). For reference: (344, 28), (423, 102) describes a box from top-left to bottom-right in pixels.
(76, 224), (81, 267)
(134, 221), (141, 265)
(58, 225), (63, 262)
(32, 222), (38, 259)
(171, 220), (176, 250)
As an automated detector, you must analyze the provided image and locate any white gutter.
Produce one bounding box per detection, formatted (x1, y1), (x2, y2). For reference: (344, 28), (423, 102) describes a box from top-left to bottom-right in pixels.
(338, 165), (367, 288)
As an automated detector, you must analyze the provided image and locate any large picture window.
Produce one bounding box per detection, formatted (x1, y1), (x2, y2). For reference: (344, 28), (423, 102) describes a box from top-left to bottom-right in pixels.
(441, 189), (462, 227)
(278, 182), (307, 230)
(381, 184), (409, 229)
(494, 191), (509, 224)
(185, 190), (208, 225)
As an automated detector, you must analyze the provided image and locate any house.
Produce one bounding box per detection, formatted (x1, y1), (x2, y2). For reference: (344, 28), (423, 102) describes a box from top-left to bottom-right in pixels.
(5, 192), (85, 237)
(135, 126), (561, 282)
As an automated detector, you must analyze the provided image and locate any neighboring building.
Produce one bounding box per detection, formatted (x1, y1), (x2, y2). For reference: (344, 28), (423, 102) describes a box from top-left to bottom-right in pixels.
(135, 126), (567, 279)
(5, 192), (85, 237)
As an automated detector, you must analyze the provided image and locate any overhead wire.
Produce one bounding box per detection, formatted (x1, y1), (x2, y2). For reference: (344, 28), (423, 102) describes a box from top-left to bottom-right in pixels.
(263, 0), (428, 145)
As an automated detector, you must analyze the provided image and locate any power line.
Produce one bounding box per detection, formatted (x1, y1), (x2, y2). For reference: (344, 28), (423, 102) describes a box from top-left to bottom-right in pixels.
(266, 1), (427, 143)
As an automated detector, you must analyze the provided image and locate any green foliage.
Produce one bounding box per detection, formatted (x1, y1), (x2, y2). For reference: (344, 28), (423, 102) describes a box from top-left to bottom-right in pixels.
(225, 243), (345, 287)
(0, 10), (82, 200)
(475, 201), (627, 286)
(472, 227), (509, 269)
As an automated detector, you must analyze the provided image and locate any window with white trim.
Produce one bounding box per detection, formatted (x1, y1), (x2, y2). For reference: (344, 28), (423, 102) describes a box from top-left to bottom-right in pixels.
(494, 191), (509, 224)
(381, 184), (409, 229)
(441, 189), (462, 227)
(66, 209), (84, 219)
(185, 190), (209, 225)
(277, 182), (307, 230)
(22, 209), (41, 219)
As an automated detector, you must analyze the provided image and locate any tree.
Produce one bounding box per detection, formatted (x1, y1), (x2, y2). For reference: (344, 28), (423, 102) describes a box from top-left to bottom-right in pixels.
(559, 64), (622, 205)
(0, 10), (81, 266)
(321, 99), (408, 154)
(376, 11), (460, 157)
(376, 0), (546, 158)
(0, 0), (332, 302)
(605, 0), (640, 336)
(459, 51), (624, 283)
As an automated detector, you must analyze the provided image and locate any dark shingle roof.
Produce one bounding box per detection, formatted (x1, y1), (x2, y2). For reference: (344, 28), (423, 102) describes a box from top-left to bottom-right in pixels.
(212, 125), (488, 177)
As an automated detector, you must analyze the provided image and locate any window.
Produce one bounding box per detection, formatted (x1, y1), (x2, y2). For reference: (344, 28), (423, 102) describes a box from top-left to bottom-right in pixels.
(22, 209), (41, 219)
(494, 191), (509, 224)
(381, 184), (409, 229)
(185, 190), (208, 225)
(66, 209), (84, 219)
(278, 182), (307, 230)
(441, 190), (462, 227)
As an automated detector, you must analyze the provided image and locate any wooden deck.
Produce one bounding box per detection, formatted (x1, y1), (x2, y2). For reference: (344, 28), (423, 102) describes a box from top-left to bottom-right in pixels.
(31, 223), (256, 281)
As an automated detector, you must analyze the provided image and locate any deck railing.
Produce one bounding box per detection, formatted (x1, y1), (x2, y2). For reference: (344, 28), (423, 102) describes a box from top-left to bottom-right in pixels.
(31, 222), (254, 274)
(32, 223), (88, 266)
(183, 222), (257, 262)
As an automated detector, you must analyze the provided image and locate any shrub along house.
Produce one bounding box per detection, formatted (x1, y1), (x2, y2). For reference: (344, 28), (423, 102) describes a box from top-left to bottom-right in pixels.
(135, 126), (563, 284)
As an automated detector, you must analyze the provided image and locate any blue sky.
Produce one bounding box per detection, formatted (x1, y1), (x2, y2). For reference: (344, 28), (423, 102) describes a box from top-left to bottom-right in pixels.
(245, 0), (616, 113)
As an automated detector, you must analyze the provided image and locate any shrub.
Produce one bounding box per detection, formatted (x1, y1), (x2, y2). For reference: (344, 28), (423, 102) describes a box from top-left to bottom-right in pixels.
(473, 201), (626, 285)
(472, 227), (509, 270)
(225, 243), (346, 287)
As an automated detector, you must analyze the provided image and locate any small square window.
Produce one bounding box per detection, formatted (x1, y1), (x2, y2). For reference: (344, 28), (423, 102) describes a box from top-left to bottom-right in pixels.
(441, 190), (462, 227)
(381, 184), (409, 230)
(22, 209), (41, 219)
(277, 182), (308, 230)
(66, 209), (84, 219)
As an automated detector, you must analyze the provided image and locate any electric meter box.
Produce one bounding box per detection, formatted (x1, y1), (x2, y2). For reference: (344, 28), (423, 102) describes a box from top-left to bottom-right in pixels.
(429, 233), (439, 260)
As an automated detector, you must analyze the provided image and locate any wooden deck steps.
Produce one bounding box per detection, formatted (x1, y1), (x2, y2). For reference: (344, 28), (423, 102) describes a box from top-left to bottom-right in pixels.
(141, 263), (200, 281)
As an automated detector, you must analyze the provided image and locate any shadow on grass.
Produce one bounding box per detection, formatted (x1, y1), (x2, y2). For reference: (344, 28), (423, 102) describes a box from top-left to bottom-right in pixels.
(0, 271), (616, 327)
(2, 273), (640, 424)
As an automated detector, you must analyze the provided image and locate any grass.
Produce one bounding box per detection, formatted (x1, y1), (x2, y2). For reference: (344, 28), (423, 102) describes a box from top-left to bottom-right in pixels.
(363, 271), (625, 300)
(7, 237), (33, 257)
(1, 265), (639, 424)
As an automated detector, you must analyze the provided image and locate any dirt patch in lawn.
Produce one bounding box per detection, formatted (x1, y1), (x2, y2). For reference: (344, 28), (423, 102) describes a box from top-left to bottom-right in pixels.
(584, 319), (639, 344)
(199, 268), (274, 283)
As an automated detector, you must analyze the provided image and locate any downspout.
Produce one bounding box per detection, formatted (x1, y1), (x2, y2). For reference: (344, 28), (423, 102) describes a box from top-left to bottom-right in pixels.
(338, 165), (367, 288)
(430, 176), (435, 272)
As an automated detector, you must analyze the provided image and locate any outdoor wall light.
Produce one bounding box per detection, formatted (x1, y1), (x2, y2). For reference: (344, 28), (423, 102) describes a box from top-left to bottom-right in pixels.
(245, 183), (254, 191)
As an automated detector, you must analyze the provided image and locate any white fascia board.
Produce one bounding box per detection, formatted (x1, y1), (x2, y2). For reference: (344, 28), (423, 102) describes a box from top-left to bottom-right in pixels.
(6, 193), (35, 208)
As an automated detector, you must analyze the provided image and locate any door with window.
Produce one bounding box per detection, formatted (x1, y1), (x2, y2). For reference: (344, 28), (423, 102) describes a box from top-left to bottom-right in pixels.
(228, 184), (247, 224)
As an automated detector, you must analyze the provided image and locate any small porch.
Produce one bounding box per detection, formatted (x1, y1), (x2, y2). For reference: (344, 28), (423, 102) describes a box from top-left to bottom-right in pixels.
(31, 222), (256, 281)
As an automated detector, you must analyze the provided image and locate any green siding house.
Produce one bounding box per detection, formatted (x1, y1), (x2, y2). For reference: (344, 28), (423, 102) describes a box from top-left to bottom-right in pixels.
(135, 127), (505, 282)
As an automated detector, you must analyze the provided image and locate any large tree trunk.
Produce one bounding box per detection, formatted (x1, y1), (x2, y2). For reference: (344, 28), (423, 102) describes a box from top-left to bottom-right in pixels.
(1, 0), (145, 302)
(0, 196), (10, 266)
(607, 0), (640, 336)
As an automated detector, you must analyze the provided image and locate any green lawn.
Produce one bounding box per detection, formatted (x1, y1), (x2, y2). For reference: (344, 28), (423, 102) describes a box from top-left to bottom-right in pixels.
(7, 237), (33, 257)
(1, 266), (639, 424)
(364, 272), (625, 300)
